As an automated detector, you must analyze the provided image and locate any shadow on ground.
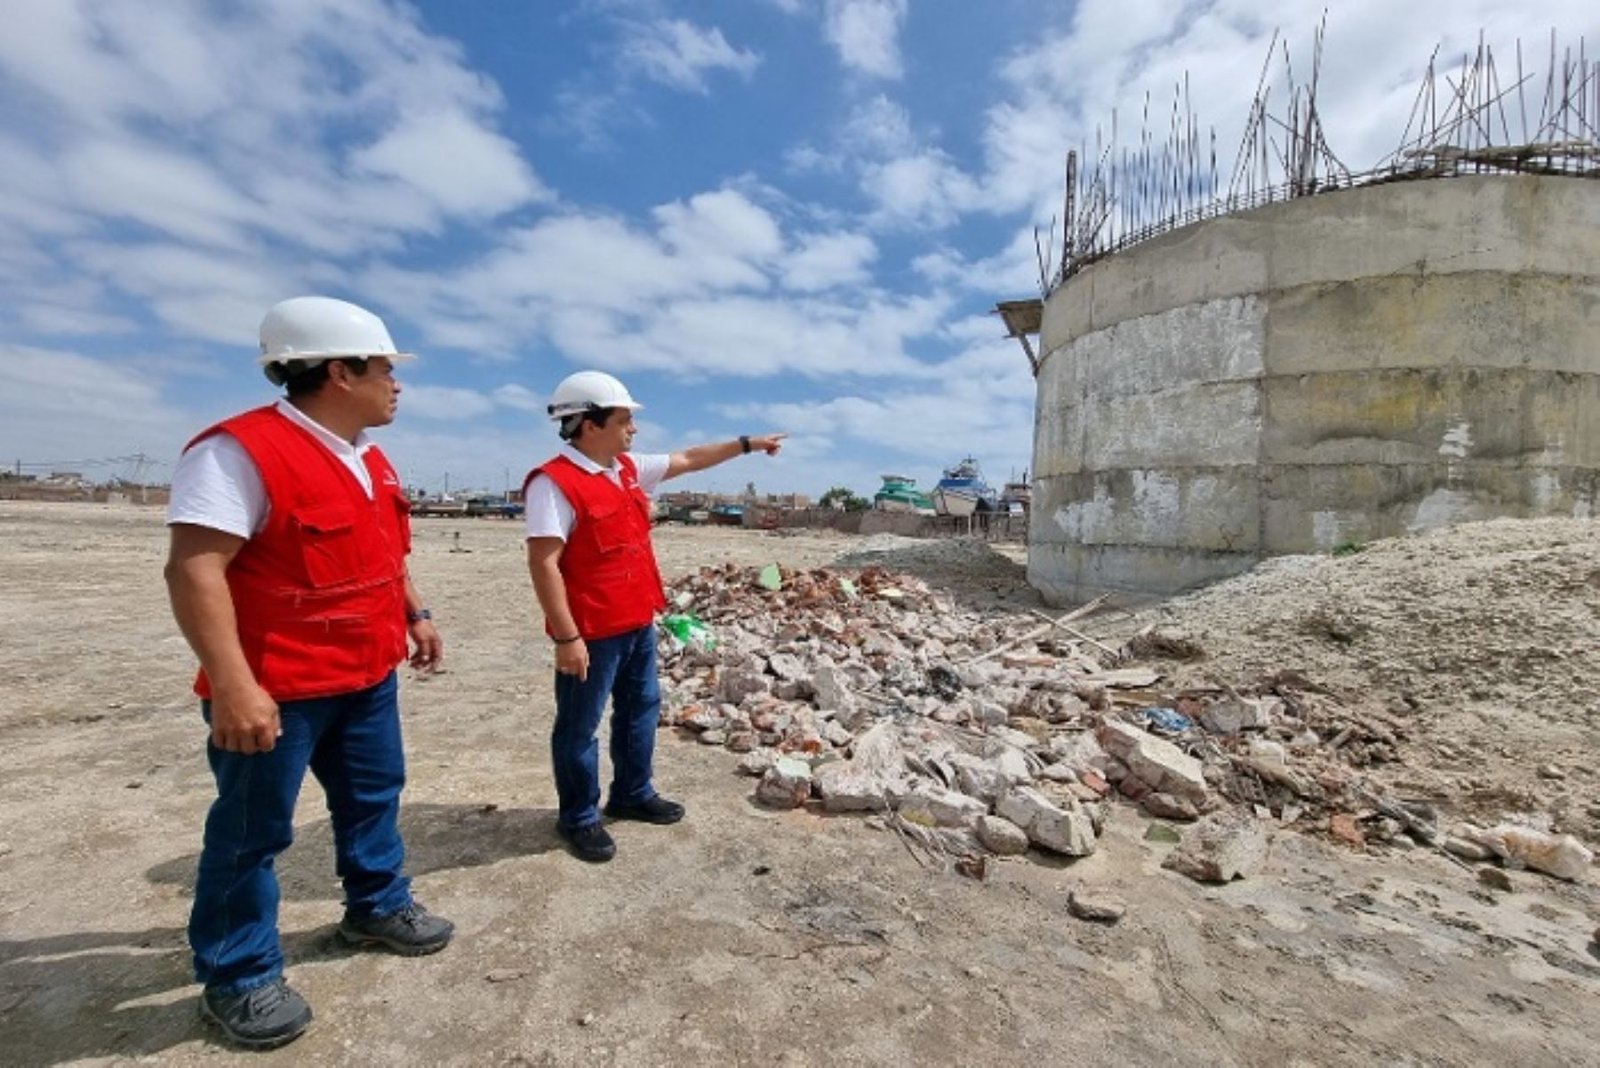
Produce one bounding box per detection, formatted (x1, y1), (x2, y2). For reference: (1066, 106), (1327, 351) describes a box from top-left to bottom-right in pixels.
(145, 802), (557, 898)
(0, 804), (555, 1064)
(0, 924), (354, 1065)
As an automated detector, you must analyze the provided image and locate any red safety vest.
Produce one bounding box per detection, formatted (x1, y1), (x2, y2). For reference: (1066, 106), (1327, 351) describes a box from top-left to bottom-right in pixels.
(184, 406), (411, 701)
(525, 453), (666, 640)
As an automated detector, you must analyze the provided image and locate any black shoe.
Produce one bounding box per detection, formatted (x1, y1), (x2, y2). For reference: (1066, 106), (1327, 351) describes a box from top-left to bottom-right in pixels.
(559, 821), (616, 862)
(604, 794), (685, 825)
(338, 901), (454, 956)
(199, 977), (312, 1049)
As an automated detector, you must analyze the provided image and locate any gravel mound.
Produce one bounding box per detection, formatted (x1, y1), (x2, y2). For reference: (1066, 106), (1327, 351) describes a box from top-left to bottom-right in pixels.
(832, 535), (1028, 585)
(1119, 516), (1600, 836)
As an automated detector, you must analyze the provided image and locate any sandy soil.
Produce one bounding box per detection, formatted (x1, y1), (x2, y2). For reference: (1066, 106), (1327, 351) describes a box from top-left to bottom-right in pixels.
(0, 501), (1596, 1067)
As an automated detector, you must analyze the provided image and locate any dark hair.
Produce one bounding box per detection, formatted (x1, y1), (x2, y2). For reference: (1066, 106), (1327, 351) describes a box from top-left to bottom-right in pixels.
(267, 357), (372, 397)
(559, 406), (616, 442)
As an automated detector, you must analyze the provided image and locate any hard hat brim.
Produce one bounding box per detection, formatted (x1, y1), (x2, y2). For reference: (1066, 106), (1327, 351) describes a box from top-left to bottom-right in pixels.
(257, 350), (417, 367)
(547, 400), (644, 420)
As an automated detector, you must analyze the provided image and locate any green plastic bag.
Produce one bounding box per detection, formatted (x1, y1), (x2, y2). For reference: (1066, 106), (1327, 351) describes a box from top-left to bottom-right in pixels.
(661, 613), (716, 651)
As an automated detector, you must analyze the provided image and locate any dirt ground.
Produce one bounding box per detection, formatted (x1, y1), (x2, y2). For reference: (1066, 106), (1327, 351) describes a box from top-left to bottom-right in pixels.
(0, 501), (1596, 1067)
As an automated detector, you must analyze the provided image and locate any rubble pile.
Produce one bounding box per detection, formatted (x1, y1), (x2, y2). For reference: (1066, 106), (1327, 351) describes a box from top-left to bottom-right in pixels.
(657, 558), (1598, 885)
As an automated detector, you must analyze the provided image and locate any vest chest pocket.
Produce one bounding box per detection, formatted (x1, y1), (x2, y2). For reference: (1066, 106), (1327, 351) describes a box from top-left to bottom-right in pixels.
(291, 504), (362, 587)
(584, 498), (634, 555)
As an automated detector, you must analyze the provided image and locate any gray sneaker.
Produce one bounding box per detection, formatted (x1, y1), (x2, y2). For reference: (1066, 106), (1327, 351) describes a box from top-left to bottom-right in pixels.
(199, 977), (312, 1049)
(338, 901), (454, 956)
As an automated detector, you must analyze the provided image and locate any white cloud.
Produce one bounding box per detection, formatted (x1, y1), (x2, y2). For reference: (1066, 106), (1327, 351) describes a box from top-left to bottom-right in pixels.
(491, 384), (542, 412)
(781, 231), (877, 291)
(16, 302), (136, 338)
(0, 343), (193, 465)
(841, 95), (917, 157)
(720, 379), (1034, 497)
(712, 322), (1038, 494)
(824, 0), (908, 79)
(65, 241), (299, 345)
(361, 184), (941, 382)
(621, 19), (761, 93)
(62, 139), (260, 250)
(653, 189), (784, 287)
(352, 110), (548, 218)
(0, 0), (546, 347)
(861, 152), (983, 229)
(397, 384), (497, 421)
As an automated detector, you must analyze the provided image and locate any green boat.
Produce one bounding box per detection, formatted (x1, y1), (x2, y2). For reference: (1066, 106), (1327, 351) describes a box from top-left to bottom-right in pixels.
(873, 474), (935, 514)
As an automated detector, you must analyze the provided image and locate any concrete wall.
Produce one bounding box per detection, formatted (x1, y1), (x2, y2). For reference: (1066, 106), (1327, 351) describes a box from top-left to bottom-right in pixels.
(1030, 174), (1600, 604)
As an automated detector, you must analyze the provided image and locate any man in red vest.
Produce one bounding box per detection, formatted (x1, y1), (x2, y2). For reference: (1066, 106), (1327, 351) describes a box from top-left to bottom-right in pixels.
(165, 296), (453, 1049)
(525, 370), (784, 862)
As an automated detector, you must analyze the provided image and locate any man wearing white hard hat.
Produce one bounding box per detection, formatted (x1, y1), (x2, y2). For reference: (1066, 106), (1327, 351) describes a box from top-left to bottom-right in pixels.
(164, 296), (453, 1049)
(524, 370), (785, 863)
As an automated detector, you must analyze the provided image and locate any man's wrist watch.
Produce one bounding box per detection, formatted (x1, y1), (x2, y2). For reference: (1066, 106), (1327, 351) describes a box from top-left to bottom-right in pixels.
(406, 608), (432, 623)
(739, 434), (752, 454)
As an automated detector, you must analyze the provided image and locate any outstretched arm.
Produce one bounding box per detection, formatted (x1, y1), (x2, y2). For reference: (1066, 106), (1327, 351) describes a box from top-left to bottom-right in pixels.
(665, 433), (786, 481)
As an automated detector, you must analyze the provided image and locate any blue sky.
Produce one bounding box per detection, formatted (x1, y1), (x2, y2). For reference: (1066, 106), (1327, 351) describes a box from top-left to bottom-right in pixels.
(1, 0), (1593, 498)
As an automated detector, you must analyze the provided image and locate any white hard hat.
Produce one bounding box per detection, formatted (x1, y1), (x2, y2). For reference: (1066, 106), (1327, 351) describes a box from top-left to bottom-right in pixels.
(257, 296), (416, 368)
(546, 370), (643, 420)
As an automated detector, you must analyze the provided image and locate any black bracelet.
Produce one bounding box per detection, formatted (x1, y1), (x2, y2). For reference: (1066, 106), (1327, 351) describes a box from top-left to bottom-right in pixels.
(552, 633), (583, 645)
(406, 608), (432, 623)
(739, 434), (751, 454)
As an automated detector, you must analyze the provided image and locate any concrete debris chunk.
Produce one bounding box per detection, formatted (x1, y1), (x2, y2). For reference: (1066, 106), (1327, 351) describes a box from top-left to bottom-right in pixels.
(1067, 888), (1126, 923)
(953, 760), (1011, 805)
(812, 722), (907, 813)
(766, 652), (809, 683)
(717, 668), (770, 705)
(736, 748), (778, 778)
(755, 757), (813, 809)
(1462, 824), (1594, 882)
(995, 787), (1097, 856)
(1200, 696), (1279, 734)
(1047, 730), (1107, 774)
(898, 782), (989, 828)
(975, 815), (1031, 855)
(810, 662), (857, 716)
(983, 745), (1035, 785)
(1161, 810), (1271, 883)
(1097, 720), (1209, 802)
(1142, 792), (1200, 822)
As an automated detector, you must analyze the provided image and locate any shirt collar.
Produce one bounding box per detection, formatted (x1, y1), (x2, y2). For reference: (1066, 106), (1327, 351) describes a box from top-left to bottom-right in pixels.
(562, 443), (628, 475)
(275, 398), (373, 457)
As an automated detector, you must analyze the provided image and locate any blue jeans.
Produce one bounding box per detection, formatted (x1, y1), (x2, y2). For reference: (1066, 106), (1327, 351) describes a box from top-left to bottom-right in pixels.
(552, 624), (662, 831)
(190, 671), (412, 995)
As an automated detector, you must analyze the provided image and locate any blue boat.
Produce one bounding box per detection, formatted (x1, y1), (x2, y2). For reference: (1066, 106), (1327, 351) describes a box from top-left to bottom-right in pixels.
(931, 457), (998, 518)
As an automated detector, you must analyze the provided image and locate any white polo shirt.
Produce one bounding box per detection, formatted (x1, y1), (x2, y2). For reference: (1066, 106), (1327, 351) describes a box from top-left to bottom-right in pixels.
(523, 445), (669, 541)
(167, 400), (378, 538)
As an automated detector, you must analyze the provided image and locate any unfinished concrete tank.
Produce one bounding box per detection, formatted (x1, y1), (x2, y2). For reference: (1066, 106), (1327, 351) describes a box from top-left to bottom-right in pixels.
(1030, 174), (1600, 605)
